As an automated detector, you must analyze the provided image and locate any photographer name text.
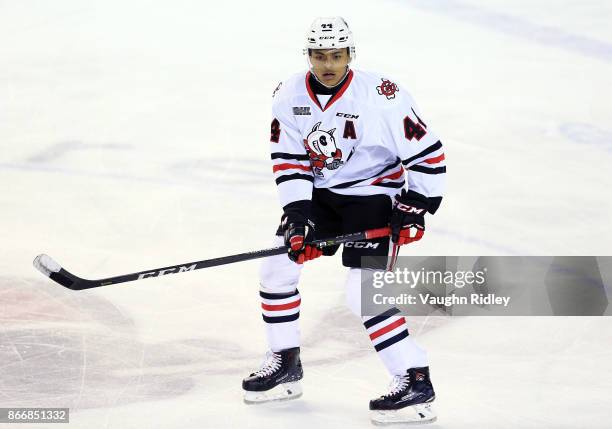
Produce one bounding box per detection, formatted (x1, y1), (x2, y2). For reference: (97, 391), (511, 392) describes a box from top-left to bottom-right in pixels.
(373, 293), (511, 307)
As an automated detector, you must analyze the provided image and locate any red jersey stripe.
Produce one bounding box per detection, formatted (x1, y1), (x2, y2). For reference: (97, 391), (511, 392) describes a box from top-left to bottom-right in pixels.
(424, 153), (445, 164)
(369, 317), (406, 340)
(371, 167), (404, 185)
(273, 163), (312, 173)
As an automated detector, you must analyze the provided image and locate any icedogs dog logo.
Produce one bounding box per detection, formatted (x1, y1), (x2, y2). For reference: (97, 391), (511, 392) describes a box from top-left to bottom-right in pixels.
(304, 122), (343, 176)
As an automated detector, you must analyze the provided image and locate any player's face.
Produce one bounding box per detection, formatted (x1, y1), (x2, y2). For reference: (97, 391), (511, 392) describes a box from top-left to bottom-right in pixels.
(309, 49), (350, 87)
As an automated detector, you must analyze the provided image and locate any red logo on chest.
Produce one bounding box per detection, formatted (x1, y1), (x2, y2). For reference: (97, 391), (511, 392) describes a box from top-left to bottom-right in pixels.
(377, 78), (399, 100)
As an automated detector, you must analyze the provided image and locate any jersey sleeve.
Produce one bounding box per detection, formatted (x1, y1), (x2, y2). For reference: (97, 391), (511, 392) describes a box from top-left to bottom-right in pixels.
(384, 91), (446, 214)
(270, 94), (313, 209)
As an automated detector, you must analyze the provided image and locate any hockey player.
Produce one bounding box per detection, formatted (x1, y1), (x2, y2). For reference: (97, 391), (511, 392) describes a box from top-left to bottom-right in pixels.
(242, 17), (446, 425)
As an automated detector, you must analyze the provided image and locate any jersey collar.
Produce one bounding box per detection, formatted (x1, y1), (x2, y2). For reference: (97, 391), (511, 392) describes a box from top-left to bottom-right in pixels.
(305, 69), (354, 112)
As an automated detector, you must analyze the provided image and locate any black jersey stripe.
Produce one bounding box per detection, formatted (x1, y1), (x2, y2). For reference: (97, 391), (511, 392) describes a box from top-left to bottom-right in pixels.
(373, 181), (405, 189)
(260, 289), (300, 300)
(409, 165), (447, 175)
(402, 141), (442, 166)
(330, 158), (401, 189)
(275, 173), (314, 185)
(271, 152), (310, 161)
(374, 329), (409, 352)
(262, 312), (300, 324)
(363, 307), (401, 329)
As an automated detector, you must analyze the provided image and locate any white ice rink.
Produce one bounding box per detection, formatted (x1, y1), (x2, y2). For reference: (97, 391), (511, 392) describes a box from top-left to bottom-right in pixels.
(1, 1), (612, 428)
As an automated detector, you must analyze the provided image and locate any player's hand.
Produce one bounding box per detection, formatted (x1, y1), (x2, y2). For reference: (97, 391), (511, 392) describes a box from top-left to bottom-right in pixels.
(283, 220), (322, 264)
(390, 190), (429, 246)
(281, 202), (322, 264)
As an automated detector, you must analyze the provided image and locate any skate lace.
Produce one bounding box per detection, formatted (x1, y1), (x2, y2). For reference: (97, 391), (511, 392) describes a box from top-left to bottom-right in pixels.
(253, 351), (282, 377)
(384, 374), (410, 397)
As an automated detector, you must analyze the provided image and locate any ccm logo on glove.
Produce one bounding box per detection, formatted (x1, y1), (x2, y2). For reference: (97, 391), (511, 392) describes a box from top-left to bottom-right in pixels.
(390, 190), (429, 246)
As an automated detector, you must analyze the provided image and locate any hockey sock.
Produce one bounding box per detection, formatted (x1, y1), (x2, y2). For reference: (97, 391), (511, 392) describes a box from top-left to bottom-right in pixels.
(261, 288), (301, 352)
(363, 307), (428, 375)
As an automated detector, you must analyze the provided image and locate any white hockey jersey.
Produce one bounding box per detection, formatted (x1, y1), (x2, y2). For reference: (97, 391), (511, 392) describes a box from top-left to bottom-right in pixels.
(270, 69), (446, 212)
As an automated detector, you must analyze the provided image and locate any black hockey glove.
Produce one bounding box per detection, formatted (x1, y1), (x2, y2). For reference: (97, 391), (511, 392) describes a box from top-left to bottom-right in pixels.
(390, 190), (429, 246)
(281, 201), (322, 264)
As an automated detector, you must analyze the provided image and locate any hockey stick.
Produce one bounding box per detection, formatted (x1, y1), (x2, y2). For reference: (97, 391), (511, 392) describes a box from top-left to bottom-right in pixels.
(33, 227), (391, 291)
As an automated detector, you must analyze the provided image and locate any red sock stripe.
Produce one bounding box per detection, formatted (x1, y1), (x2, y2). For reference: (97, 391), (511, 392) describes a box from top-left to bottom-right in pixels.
(369, 317), (406, 340)
(261, 298), (301, 311)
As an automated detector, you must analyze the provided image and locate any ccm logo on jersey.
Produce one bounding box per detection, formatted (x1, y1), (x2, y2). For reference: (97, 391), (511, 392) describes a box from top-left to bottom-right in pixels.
(336, 112), (359, 119)
(137, 264), (196, 279)
(344, 241), (380, 249)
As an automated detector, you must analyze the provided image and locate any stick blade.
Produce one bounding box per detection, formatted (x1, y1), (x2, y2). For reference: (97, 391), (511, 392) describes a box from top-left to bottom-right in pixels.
(33, 254), (62, 277)
(33, 253), (84, 290)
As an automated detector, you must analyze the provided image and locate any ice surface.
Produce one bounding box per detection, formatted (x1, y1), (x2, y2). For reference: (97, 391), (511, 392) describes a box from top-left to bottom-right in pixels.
(1, 0), (611, 428)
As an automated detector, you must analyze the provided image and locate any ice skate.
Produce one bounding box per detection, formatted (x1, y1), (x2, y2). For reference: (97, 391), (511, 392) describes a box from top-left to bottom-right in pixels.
(242, 347), (303, 404)
(370, 367), (437, 425)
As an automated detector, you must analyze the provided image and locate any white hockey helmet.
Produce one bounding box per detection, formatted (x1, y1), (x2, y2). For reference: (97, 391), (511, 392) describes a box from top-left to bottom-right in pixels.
(304, 16), (356, 59)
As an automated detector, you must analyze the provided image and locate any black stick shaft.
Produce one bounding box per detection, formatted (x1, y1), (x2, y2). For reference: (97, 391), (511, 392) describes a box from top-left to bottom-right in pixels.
(36, 227), (390, 290)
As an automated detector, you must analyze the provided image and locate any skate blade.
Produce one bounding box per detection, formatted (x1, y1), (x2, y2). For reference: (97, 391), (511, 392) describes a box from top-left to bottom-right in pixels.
(243, 382), (303, 404)
(371, 403), (437, 425)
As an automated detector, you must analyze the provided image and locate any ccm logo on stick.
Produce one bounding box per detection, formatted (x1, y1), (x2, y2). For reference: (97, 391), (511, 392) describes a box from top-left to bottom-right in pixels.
(137, 264), (197, 279)
(344, 241), (380, 249)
